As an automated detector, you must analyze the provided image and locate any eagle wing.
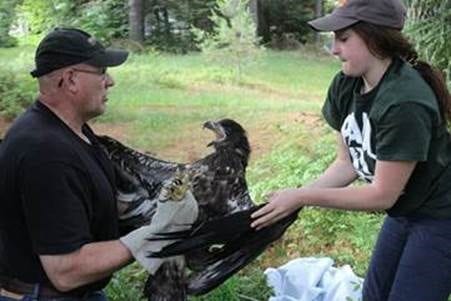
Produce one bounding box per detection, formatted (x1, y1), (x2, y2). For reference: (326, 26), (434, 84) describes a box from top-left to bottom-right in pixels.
(148, 205), (301, 295)
(96, 135), (183, 232)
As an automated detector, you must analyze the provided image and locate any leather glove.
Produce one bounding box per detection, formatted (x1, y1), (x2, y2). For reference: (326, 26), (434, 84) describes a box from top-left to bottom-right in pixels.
(120, 173), (199, 274)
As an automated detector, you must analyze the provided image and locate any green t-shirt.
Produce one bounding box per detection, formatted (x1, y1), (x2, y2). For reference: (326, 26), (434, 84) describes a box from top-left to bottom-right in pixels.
(322, 57), (451, 218)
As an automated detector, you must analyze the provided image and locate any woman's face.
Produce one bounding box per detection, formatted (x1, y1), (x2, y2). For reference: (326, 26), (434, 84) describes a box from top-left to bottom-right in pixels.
(331, 28), (374, 77)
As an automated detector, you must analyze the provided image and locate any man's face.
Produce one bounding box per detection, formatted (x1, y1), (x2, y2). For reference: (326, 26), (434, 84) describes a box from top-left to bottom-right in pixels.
(72, 64), (115, 120)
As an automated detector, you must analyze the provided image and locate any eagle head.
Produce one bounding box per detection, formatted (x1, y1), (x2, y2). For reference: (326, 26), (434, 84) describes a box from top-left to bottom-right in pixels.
(203, 119), (251, 164)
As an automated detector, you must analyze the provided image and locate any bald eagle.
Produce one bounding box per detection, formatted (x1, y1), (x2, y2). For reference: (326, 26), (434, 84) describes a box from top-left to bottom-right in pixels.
(99, 119), (301, 300)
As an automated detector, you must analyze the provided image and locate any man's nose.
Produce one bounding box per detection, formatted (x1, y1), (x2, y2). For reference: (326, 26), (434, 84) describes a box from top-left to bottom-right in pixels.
(105, 73), (115, 88)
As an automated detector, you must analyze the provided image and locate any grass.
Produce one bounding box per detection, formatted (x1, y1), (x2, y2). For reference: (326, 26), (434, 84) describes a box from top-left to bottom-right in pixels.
(0, 46), (383, 301)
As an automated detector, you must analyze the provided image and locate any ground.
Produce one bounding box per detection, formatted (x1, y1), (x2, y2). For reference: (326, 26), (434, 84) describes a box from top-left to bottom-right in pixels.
(0, 110), (323, 162)
(92, 111), (323, 162)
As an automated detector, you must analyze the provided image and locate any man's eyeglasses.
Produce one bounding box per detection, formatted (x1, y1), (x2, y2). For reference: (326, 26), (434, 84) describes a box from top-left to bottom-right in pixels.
(72, 67), (107, 77)
(58, 67), (107, 87)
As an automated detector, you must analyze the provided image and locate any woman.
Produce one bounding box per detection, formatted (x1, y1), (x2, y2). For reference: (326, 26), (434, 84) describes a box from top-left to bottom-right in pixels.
(251, 0), (451, 300)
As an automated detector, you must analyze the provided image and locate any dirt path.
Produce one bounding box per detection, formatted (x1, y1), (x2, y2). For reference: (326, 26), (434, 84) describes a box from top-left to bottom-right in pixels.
(1, 111), (323, 163)
(93, 111), (322, 162)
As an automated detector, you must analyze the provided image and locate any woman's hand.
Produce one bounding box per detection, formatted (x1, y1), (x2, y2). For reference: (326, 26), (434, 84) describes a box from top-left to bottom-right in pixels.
(250, 188), (304, 230)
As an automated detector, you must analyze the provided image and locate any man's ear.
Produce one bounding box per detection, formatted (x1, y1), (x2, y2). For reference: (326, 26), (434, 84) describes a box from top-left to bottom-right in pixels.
(61, 68), (78, 94)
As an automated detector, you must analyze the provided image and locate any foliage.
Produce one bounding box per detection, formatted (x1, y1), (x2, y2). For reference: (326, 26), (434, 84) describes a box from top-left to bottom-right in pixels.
(0, 67), (35, 119)
(73, 0), (129, 43)
(105, 263), (271, 301)
(192, 0), (264, 82)
(18, 0), (127, 43)
(405, 0), (451, 84)
(19, 0), (77, 34)
(145, 27), (196, 54)
(249, 124), (335, 202)
(105, 263), (147, 301)
(0, 0), (19, 47)
(260, 0), (316, 46)
(191, 267), (272, 301)
(129, 0), (325, 52)
(144, 0), (217, 53)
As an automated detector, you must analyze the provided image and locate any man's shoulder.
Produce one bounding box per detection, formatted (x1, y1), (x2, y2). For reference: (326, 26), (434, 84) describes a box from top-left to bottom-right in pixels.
(2, 110), (79, 166)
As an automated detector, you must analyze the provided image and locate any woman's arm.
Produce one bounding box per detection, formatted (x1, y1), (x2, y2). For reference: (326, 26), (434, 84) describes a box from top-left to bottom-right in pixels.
(251, 134), (417, 229)
(306, 132), (358, 188)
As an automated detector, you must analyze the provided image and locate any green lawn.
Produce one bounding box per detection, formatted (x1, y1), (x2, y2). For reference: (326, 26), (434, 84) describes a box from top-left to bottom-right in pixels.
(0, 47), (383, 301)
(98, 50), (339, 152)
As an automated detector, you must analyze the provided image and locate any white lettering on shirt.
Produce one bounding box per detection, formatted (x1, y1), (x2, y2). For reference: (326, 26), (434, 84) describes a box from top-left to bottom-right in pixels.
(341, 112), (376, 182)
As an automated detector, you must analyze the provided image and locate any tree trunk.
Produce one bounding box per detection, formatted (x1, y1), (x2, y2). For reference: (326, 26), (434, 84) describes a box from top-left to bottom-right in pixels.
(162, 6), (171, 42)
(249, 0), (258, 26)
(314, 0), (323, 44)
(249, 0), (270, 44)
(129, 0), (144, 44)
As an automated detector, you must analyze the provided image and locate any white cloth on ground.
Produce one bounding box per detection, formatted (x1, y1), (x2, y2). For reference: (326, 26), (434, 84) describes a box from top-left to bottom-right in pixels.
(265, 257), (363, 301)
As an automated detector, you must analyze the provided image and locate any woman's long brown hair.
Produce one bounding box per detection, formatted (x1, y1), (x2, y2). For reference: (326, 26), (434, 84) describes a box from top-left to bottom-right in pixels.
(352, 22), (451, 123)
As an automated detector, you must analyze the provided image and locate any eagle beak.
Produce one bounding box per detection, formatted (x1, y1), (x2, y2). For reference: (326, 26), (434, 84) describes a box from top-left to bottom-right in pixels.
(203, 121), (215, 130)
(203, 121), (223, 147)
(203, 121), (214, 147)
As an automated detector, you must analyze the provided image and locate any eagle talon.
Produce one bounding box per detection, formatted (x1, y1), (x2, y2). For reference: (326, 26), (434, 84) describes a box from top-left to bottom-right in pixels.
(159, 171), (191, 202)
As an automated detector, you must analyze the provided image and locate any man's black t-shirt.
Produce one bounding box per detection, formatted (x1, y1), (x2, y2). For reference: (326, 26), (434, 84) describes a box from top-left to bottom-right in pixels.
(0, 101), (118, 295)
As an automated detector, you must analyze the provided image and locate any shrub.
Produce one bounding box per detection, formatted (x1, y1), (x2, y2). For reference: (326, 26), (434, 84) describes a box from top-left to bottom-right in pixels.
(73, 0), (128, 44)
(0, 35), (18, 48)
(192, 0), (264, 83)
(405, 0), (451, 84)
(0, 0), (19, 48)
(19, 0), (128, 44)
(0, 68), (35, 119)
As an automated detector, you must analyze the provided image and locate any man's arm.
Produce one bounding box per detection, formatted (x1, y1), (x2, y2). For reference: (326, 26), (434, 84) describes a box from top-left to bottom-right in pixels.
(40, 240), (132, 292)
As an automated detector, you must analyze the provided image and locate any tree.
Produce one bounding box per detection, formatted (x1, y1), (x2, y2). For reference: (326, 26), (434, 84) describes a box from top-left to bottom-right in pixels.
(143, 0), (217, 53)
(405, 0), (451, 84)
(0, 0), (20, 47)
(313, 0), (323, 44)
(18, 0), (128, 42)
(19, 0), (82, 34)
(258, 0), (317, 47)
(192, 0), (264, 82)
(129, 0), (144, 44)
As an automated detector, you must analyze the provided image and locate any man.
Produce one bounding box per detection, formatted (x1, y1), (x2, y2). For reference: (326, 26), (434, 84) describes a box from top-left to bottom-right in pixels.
(0, 28), (152, 301)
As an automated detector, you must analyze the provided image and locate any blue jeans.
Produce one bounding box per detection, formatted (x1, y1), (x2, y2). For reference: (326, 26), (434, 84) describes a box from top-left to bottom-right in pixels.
(0, 284), (107, 301)
(363, 215), (451, 301)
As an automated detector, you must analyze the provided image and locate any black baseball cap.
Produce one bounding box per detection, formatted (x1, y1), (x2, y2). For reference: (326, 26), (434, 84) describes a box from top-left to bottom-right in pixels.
(308, 0), (407, 32)
(30, 27), (129, 78)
